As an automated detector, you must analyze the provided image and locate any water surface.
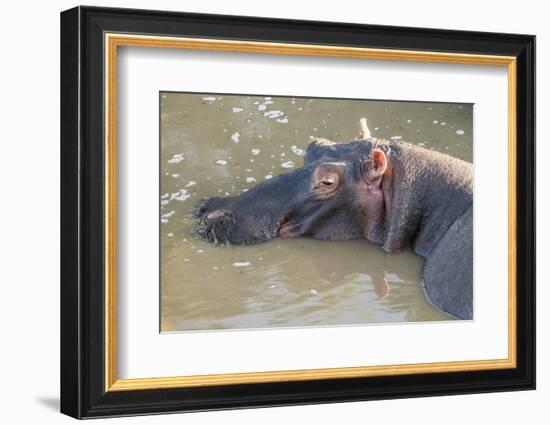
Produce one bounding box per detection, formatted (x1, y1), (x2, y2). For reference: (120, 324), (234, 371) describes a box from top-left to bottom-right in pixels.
(160, 93), (473, 332)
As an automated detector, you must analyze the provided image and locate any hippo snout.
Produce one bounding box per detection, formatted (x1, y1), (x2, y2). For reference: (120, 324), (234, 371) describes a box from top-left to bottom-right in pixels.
(195, 206), (237, 244)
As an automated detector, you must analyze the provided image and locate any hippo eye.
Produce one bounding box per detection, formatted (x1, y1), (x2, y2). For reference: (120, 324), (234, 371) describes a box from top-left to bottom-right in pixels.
(312, 162), (343, 195)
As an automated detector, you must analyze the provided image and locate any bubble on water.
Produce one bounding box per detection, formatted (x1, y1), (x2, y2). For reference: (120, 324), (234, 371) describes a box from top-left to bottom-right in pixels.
(257, 104), (267, 112)
(233, 261), (251, 267)
(167, 232), (173, 237)
(298, 107), (303, 111)
(197, 249), (204, 254)
(224, 192), (230, 196)
(374, 127), (380, 131)
(456, 129), (465, 135)
(406, 119), (412, 123)
(245, 168), (252, 172)
(280, 153), (286, 157)
(390, 135), (402, 140)
(418, 142), (426, 147)
(242, 188), (249, 192)
(309, 289), (318, 295)
(264, 96), (272, 101)
(246, 177), (257, 183)
(433, 120), (438, 124)
(269, 284), (276, 288)
(281, 161), (295, 169)
(160, 211), (175, 224)
(232, 107), (244, 113)
(161, 193), (170, 199)
(185, 181), (196, 187)
(251, 149), (260, 155)
(440, 122), (447, 126)
(202, 96), (216, 102)
(276, 117), (289, 124)
(184, 258), (190, 262)
(171, 173), (180, 178)
(167, 153), (184, 164)
(215, 159), (228, 166)
(265, 174), (273, 180)
(230, 132), (240, 143)
(291, 145), (304, 156)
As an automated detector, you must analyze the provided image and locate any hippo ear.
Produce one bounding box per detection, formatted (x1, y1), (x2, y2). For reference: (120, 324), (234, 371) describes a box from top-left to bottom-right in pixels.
(367, 149), (388, 183)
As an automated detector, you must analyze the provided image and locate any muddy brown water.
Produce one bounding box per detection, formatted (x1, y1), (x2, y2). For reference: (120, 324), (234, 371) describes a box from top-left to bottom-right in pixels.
(160, 93), (473, 332)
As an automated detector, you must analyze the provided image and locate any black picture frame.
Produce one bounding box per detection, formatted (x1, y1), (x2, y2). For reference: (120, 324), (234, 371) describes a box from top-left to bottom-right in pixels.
(60, 5), (535, 419)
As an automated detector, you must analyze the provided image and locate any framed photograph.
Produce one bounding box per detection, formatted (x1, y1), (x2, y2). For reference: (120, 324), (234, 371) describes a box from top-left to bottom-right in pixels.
(60, 6), (535, 419)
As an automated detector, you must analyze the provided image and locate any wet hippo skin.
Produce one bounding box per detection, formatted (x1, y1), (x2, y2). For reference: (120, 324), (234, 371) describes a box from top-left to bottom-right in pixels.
(197, 129), (473, 320)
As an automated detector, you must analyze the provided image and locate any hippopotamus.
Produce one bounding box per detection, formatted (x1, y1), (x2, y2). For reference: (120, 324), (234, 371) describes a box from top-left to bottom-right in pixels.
(196, 120), (473, 320)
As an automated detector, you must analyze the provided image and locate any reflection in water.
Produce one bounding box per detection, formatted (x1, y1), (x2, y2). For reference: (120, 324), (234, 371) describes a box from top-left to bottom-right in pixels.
(160, 93), (472, 332)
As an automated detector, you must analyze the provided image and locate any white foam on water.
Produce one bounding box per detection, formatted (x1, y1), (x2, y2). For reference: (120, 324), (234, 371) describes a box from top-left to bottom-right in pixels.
(264, 110), (284, 119)
(433, 120), (438, 124)
(281, 161), (295, 168)
(171, 173), (180, 178)
(246, 177), (257, 183)
(232, 107), (244, 113)
(233, 261), (251, 267)
(390, 135), (403, 140)
(171, 189), (190, 202)
(160, 210), (175, 224)
(231, 132), (240, 143)
(185, 181), (196, 188)
(265, 174), (273, 180)
(215, 159), (228, 165)
(257, 104), (267, 112)
(276, 117), (289, 124)
(441, 122), (447, 126)
(291, 145), (304, 156)
(167, 153), (184, 164)
(202, 96), (216, 102)
(309, 289), (318, 295)
(251, 149), (260, 155)
(456, 129), (465, 135)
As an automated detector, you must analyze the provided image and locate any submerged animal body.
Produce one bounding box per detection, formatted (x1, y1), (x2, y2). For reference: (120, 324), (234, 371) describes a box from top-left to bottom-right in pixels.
(196, 122), (473, 319)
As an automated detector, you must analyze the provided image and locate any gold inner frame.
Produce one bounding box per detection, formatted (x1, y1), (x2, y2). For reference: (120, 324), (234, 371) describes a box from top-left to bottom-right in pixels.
(104, 33), (517, 392)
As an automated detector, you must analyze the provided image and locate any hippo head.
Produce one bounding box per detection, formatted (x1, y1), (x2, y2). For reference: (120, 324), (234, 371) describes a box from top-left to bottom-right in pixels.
(196, 137), (391, 245)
